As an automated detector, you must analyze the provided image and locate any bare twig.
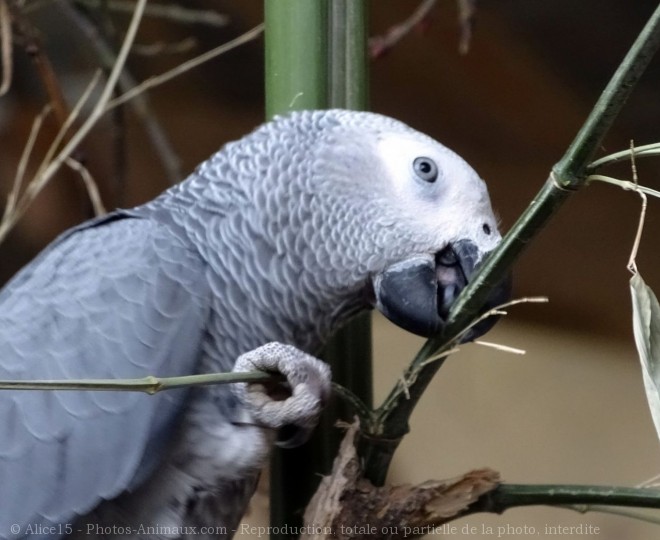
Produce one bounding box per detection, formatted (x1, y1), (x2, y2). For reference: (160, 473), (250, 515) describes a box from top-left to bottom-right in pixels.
(38, 0), (146, 173)
(627, 141), (646, 274)
(56, 0), (183, 184)
(360, 295), (548, 484)
(416, 346), (461, 369)
(0, 0), (147, 243)
(566, 505), (660, 526)
(3, 105), (52, 215)
(457, 0), (477, 54)
(639, 473), (660, 489)
(0, 72), (98, 240)
(31, 70), (102, 190)
(73, 0), (229, 27)
(587, 142), (660, 275)
(368, 0), (476, 58)
(631, 140), (640, 185)
(132, 37), (198, 56)
(3, 104), (51, 221)
(369, 0), (437, 58)
(1, 8), (265, 242)
(0, 0), (12, 96)
(64, 157), (106, 215)
(473, 340), (526, 355)
(108, 23), (265, 109)
(588, 174), (660, 199)
(331, 383), (374, 423)
(8, 1), (70, 125)
(448, 296), (548, 346)
(377, 296), (546, 420)
(589, 141), (660, 171)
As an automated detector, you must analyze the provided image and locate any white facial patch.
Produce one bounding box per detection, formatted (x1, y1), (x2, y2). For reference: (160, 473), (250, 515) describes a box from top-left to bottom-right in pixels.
(374, 133), (500, 252)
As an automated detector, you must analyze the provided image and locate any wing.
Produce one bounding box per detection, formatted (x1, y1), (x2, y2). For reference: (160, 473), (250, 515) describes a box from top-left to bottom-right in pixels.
(0, 212), (211, 537)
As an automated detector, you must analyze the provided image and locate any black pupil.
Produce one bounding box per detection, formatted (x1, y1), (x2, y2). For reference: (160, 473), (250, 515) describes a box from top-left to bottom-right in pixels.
(414, 157), (437, 182)
(483, 223), (491, 235)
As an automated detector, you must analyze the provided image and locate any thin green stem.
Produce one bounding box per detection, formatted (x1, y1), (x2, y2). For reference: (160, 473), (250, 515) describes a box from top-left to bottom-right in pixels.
(564, 504), (660, 526)
(589, 142), (660, 171)
(555, 13), (660, 186)
(328, 0), (368, 109)
(448, 2), (660, 336)
(588, 174), (660, 199)
(0, 371), (275, 394)
(330, 382), (373, 423)
(358, 2), (660, 486)
(473, 484), (660, 515)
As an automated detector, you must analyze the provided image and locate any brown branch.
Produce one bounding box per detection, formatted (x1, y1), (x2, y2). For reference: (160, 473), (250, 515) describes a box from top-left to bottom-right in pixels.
(369, 0), (478, 59)
(7, 2), (104, 217)
(369, 0), (437, 59)
(9, 0), (70, 126)
(303, 423), (500, 540)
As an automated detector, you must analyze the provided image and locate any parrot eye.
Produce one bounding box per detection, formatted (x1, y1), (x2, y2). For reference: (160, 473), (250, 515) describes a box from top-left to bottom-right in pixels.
(413, 157), (438, 183)
(483, 223), (492, 235)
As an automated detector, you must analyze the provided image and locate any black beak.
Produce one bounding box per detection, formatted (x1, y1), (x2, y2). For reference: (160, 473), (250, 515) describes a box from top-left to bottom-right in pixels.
(373, 240), (511, 341)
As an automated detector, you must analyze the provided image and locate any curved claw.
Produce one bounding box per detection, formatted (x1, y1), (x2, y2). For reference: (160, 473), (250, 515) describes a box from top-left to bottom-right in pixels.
(232, 342), (331, 448)
(275, 423), (314, 449)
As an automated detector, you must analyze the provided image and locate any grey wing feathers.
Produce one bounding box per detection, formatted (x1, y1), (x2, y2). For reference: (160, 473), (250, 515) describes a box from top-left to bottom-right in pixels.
(0, 212), (211, 538)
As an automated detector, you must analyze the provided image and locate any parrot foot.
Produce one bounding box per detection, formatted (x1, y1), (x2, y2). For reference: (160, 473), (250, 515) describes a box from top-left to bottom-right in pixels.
(233, 342), (331, 448)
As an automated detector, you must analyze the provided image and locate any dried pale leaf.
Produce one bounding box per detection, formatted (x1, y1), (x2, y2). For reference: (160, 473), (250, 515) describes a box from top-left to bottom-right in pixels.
(630, 272), (660, 444)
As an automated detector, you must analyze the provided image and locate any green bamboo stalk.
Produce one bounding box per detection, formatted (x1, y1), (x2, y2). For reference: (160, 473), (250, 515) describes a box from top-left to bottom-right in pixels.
(264, 0), (328, 119)
(314, 2), (372, 529)
(359, 2), (660, 486)
(265, 2), (370, 534)
(265, 2), (329, 536)
(324, 0), (371, 412)
(328, 0), (368, 109)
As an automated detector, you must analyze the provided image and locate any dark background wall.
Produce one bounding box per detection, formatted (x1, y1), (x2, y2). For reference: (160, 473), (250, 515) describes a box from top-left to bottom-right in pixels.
(3, 1), (660, 338)
(2, 3), (660, 537)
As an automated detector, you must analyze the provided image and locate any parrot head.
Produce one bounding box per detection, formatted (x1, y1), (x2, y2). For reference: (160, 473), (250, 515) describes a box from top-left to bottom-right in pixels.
(365, 126), (512, 340)
(180, 110), (510, 347)
(292, 110), (511, 342)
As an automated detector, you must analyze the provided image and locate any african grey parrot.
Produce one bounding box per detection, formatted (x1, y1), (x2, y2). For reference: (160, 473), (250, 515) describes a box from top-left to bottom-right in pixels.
(0, 110), (509, 539)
